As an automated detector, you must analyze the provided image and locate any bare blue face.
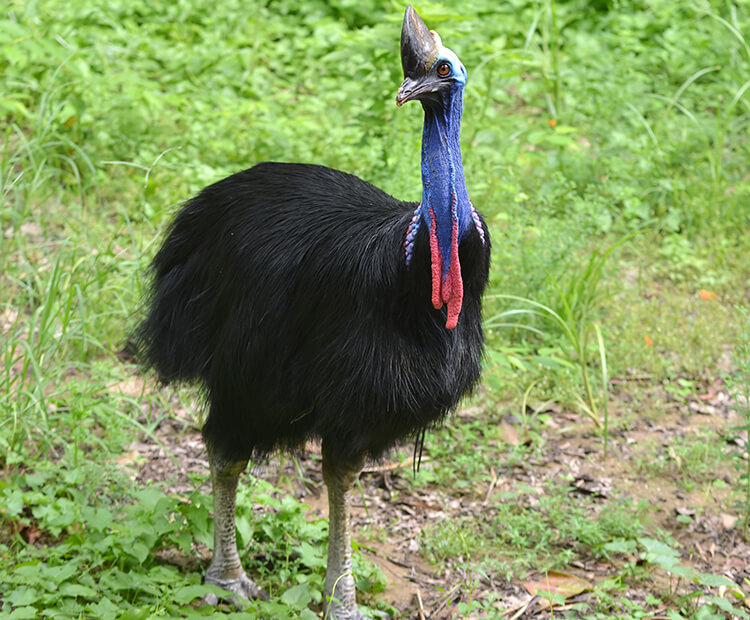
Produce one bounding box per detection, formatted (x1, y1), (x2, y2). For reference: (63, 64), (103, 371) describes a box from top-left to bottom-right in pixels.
(397, 44), (467, 107)
(434, 47), (467, 83)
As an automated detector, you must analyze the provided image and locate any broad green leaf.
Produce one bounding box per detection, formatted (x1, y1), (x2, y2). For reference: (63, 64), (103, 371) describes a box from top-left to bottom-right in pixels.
(59, 583), (99, 598)
(8, 607), (38, 619)
(6, 587), (38, 607)
(695, 572), (737, 588)
(281, 582), (313, 608)
(174, 585), (211, 604)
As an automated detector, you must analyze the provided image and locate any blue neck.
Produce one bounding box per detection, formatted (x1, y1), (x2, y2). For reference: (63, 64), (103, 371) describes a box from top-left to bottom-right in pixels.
(401, 83), (480, 329)
(419, 87), (472, 263)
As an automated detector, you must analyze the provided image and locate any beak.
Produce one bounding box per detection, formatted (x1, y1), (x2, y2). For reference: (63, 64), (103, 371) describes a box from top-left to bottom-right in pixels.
(397, 6), (440, 106)
(396, 77), (420, 106)
(396, 77), (441, 106)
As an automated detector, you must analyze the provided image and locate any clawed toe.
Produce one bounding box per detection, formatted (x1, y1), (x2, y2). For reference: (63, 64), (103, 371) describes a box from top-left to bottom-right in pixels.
(204, 572), (269, 607)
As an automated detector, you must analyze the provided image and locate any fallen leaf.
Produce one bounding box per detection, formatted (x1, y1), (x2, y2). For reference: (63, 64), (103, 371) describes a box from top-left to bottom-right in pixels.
(26, 526), (42, 544)
(572, 475), (610, 498)
(115, 451), (142, 466)
(1, 307), (18, 333)
(523, 570), (593, 609)
(112, 377), (146, 397)
(688, 401), (718, 416)
(499, 420), (519, 445)
(18, 522), (43, 545)
(667, 446), (682, 468)
(675, 507), (696, 517)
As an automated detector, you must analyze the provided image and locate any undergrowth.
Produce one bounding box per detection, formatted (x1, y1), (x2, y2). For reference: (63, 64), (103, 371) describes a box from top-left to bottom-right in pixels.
(0, 462), (389, 618)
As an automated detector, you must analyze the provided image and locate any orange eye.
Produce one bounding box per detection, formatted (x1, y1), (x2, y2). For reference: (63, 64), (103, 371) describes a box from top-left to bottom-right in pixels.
(437, 62), (450, 77)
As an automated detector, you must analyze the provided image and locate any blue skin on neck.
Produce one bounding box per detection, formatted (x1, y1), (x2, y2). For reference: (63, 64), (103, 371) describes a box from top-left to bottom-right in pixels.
(420, 79), (472, 276)
(402, 47), (482, 327)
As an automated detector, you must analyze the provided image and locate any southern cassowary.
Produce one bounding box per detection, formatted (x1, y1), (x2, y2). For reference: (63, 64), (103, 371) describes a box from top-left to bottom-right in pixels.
(136, 6), (490, 618)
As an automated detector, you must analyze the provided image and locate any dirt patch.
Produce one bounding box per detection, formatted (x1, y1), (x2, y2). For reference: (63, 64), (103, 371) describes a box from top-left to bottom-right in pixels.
(121, 372), (750, 618)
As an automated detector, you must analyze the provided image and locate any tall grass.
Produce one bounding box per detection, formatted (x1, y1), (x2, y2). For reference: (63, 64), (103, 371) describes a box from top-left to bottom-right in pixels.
(486, 233), (635, 456)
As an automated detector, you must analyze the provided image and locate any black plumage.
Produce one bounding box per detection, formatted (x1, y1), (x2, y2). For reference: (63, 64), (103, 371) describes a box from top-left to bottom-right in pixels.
(139, 162), (490, 465)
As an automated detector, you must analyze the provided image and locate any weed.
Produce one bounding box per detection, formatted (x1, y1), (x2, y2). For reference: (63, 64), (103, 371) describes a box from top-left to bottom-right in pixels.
(420, 480), (649, 580)
(637, 537), (748, 619)
(0, 462), (388, 618)
(634, 430), (730, 493)
(487, 233), (636, 453)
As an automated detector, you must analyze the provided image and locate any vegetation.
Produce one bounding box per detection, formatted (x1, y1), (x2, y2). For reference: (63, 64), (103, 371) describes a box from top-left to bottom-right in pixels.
(1, 0), (749, 617)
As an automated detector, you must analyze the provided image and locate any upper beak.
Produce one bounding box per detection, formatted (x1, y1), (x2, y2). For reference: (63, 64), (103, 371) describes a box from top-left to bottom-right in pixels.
(397, 6), (438, 106)
(396, 77), (420, 106)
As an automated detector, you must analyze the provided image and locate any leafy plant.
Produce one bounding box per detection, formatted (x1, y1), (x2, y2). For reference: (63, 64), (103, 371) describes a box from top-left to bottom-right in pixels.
(420, 481), (649, 581)
(0, 462), (387, 618)
(638, 537), (748, 618)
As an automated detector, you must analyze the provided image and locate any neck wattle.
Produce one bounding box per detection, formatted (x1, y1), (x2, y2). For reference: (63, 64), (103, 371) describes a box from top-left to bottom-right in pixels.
(404, 87), (483, 329)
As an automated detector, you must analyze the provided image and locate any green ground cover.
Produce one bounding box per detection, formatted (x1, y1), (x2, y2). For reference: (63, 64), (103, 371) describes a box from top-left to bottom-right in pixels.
(1, 0), (749, 617)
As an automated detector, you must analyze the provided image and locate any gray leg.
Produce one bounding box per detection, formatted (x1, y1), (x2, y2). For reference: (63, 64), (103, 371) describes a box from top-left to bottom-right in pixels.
(204, 446), (268, 605)
(322, 444), (366, 620)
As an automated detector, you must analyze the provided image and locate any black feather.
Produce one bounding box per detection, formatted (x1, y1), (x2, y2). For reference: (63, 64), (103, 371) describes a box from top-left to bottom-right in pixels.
(136, 162), (490, 465)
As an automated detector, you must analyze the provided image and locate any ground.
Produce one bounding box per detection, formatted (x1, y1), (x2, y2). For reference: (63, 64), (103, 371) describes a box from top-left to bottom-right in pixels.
(117, 369), (750, 618)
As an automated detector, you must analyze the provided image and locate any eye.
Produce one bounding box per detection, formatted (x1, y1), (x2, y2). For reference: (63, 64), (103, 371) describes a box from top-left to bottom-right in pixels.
(436, 62), (451, 77)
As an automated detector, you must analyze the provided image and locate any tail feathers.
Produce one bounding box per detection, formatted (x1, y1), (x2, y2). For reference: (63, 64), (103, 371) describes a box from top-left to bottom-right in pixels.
(134, 262), (210, 384)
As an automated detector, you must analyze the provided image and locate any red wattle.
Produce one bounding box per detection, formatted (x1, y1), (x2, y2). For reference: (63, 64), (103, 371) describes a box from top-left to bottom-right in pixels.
(427, 207), (464, 329)
(442, 221), (463, 329)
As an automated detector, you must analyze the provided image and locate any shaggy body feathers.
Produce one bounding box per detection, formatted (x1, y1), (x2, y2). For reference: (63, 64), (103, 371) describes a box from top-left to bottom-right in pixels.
(138, 162), (490, 465)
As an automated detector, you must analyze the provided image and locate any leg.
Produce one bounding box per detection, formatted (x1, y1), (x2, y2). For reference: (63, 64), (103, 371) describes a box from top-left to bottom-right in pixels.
(204, 444), (268, 605)
(322, 443), (366, 620)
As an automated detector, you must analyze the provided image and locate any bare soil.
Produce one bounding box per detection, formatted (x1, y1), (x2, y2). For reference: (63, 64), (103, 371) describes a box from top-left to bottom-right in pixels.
(119, 373), (750, 618)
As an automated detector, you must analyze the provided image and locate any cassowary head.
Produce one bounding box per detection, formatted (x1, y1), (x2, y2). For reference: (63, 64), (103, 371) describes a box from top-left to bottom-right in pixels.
(396, 5), (467, 107)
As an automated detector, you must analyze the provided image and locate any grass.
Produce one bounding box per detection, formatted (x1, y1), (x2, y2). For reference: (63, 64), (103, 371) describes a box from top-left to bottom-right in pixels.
(633, 429), (732, 490)
(2, 0), (750, 617)
(420, 482), (650, 578)
(726, 306), (750, 539)
(487, 231), (635, 440)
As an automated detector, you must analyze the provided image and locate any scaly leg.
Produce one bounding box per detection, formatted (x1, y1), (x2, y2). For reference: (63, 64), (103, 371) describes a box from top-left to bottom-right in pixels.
(322, 443), (366, 620)
(204, 446), (268, 605)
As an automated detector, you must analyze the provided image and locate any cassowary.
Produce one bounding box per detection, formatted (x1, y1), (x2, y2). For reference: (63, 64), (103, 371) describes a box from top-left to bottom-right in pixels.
(136, 6), (490, 619)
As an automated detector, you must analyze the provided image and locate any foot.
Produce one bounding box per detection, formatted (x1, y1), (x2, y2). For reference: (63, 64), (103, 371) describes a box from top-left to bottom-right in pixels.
(323, 598), (369, 620)
(204, 572), (269, 607)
